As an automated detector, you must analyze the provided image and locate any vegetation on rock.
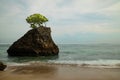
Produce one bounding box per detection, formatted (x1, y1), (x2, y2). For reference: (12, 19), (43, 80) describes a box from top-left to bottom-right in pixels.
(26, 13), (48, 28)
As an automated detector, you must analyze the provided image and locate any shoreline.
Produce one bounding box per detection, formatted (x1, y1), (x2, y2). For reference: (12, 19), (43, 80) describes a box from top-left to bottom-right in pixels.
(6, 61), (120, 69)
(0, 63), (120, 80)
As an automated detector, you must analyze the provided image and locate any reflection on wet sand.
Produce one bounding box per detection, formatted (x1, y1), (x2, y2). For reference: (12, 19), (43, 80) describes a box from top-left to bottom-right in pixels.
(10, 64), (57, 74)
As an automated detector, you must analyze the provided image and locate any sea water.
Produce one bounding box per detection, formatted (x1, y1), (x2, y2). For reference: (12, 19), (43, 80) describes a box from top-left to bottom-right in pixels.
(0, 44), (120, 68)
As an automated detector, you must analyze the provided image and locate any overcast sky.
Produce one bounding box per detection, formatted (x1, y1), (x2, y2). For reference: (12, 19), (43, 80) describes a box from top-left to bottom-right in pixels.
(0, 0), (120, 44)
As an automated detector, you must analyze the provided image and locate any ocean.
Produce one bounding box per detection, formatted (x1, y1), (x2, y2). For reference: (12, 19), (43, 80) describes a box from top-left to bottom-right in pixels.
(0, 44), (120, 68)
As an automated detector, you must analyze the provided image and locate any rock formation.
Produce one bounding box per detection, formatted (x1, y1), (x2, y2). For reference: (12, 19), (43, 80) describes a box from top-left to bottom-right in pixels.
(0, 61), (7, 71)
(7, 27), (59, 56)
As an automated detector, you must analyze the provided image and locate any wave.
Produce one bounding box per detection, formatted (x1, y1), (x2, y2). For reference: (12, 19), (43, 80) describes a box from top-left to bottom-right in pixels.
(7, 59), (120, 68)
(48, 59), (120, 68)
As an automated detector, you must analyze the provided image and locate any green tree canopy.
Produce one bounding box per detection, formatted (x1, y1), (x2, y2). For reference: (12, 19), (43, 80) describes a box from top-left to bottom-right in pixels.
(26, 13), (48, 28)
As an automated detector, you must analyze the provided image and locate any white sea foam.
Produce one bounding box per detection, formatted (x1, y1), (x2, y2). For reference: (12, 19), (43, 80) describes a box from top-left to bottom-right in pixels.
(7, 62), (30, 66)
(7, 60), (120, 68)
(48, 59), (120, 68)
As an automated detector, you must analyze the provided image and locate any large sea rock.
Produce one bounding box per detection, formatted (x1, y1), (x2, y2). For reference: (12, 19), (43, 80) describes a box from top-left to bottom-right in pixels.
(0, 61), (7, 71)
(7, 27), (59, 56)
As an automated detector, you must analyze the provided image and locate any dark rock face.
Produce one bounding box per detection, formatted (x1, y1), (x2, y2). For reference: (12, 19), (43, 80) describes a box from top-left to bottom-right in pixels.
(0, 61), (7, 71)
(7, 27), (59, 56)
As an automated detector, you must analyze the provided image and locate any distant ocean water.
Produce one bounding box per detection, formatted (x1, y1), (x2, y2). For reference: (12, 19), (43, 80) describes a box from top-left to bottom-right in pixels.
(0, 44), (120, 68)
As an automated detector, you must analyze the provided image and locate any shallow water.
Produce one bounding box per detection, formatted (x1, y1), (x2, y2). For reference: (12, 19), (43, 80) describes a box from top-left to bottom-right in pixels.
(0, 44), (120, 68)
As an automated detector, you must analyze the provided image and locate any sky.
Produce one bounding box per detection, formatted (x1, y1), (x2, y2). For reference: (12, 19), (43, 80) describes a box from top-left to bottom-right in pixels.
(0, 0), (120, 44)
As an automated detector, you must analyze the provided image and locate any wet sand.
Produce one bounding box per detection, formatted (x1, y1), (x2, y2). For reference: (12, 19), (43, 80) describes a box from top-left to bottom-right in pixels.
(0, 63), (120, 80)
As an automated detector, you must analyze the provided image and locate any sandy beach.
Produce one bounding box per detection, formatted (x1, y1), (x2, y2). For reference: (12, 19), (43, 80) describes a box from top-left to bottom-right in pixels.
(0, 63), (120, 80)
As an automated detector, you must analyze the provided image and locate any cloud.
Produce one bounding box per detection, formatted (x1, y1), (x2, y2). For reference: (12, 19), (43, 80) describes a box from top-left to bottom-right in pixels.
(0, 0), (120, 43)
(52, 23), (120, 36)
(99, 1), (120, 16)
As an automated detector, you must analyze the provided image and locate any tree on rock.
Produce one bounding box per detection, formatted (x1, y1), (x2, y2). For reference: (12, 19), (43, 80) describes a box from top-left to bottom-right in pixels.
(26, 13), (48, 28)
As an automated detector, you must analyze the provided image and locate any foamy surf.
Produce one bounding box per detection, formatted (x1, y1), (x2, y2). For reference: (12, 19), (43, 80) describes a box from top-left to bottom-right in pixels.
(48, 59), (120, 68)
(6, 60), (120, 68)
